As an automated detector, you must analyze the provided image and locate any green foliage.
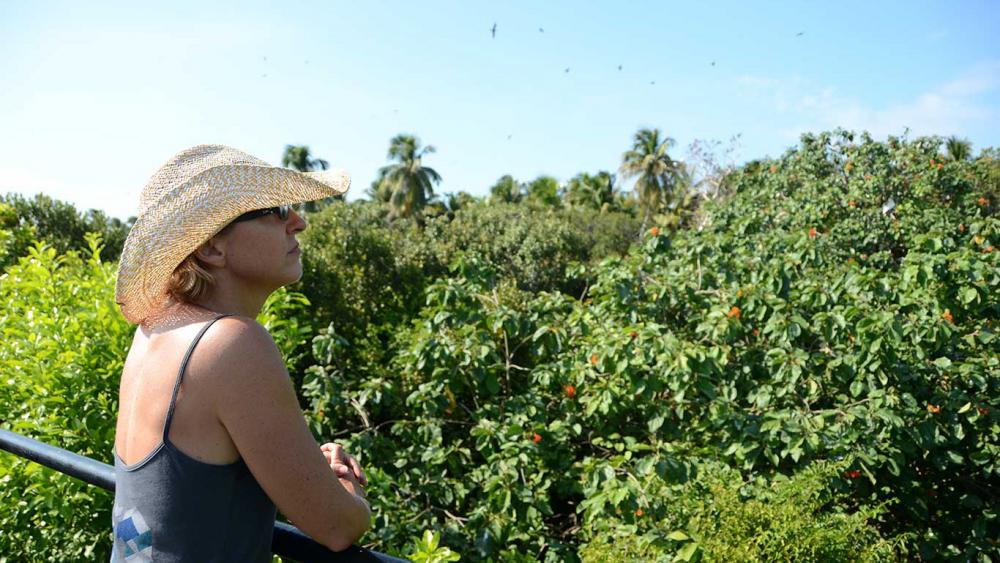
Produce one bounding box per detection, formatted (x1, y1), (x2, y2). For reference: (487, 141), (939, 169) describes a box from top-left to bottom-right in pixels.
(0, 235), (131, 561)
(0, 193), (131, 265)
(301, 130), (998, 560)
(579, 461), (907, 562)
(408, 530), (461, 563)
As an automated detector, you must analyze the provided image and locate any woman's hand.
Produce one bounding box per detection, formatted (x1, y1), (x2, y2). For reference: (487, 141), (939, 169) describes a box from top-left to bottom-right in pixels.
(320, 442), (368, 489)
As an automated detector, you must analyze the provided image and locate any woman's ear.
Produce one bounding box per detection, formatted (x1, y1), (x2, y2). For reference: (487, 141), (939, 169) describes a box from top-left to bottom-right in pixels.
(194, 236), (227, 268)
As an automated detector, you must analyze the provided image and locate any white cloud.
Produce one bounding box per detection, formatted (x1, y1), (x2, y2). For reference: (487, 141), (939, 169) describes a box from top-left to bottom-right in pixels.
(735, 60), (1000, 142)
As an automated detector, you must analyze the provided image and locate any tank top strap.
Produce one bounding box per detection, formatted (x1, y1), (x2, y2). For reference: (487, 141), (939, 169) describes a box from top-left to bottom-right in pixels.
(162, 314), (233, 443)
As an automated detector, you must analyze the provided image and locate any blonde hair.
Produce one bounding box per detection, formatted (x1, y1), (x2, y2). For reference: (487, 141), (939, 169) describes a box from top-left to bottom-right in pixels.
(166, 253), (215, 303)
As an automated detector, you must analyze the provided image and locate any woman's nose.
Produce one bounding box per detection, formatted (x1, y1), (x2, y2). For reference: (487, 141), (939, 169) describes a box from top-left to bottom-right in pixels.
(287, 208), (307, 233)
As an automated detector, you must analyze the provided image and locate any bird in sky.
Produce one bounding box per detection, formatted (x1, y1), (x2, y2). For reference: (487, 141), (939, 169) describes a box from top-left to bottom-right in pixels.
(650, 80), (655, 85)
(507, 134), (512, 140)
(711, 61), (716, 66)
(565, 67), (570, 73)
(796, 31), (804, 37)
(491, 23), (497, 38)
(618, 64), (622, 71)
(539, 27), (544, 33)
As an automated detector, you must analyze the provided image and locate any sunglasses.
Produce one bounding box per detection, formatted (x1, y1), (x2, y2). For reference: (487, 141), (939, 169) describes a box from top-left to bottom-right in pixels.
(232, 205), (291, 224)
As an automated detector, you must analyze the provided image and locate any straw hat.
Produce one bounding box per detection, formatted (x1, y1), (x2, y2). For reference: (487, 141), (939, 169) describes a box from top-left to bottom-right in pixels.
(115, 144), (349, 324)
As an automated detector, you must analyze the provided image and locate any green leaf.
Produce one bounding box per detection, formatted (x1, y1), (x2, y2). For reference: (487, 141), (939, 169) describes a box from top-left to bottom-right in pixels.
(933, 357), (952, 369)
(667, 530), (690, 541)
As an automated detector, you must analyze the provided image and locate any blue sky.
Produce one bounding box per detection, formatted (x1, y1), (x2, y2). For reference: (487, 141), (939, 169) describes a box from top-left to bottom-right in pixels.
(1, 1), (998, 220)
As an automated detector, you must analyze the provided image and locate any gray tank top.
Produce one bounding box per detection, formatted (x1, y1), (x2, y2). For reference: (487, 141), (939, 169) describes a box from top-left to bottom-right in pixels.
(111, 315), (277, 562)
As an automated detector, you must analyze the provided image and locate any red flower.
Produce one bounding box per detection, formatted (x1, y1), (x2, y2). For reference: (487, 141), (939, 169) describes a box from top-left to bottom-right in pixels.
(848, 200), (857, 208)
(979, 197), (989, 206)
(937, 163), (943, 170)
(532, 433), (542, 444)
(634, 508), (644, 517)
(630, 331), (639, 340)
(726, 306), (741, 320)
(753, 328), (760, 337)
(590, 354), (599, 366)
(843, 470), (861, 479)
(959, 224), (966, 233)
(979, 407), (990, 416)
(564, 385), (576, 399)
(942, 310), (954, 324)
(808, 227), (818, 239)
(927, 403), (941, 414)
(985, 246), (994, 253)
(649, 226), (660, 237)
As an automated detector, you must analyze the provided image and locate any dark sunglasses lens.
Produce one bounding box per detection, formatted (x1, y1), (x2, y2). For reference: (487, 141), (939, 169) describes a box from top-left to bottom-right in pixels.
(278, 205), (290, 220)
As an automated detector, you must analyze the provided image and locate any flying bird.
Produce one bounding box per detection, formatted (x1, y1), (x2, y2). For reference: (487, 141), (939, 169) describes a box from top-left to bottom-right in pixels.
(650, 80), (655, 85)
(491, 23), (497, 38)
(565, 67), (570, 73)
(539, 27), (544, 33)
(796, 31), (804, 37)
(711, 61), (716, 66)
(507, 134), (512, 140)
(618, 64), (622, 71)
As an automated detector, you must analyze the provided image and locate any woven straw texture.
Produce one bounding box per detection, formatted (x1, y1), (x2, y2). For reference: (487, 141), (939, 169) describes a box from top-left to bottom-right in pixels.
(115, 144), (349, 324)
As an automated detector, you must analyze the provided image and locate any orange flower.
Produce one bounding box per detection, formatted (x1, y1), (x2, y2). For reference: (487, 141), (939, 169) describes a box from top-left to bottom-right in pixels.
(959, 224), (966, 233)
(564, 385), (576, 399)
(985, 246), (994, 253)
(769, 165), (777, 173)
(848, 200), (856, 208)
(808, 227), (818, 238)
(590, 354), (599, 366)
(753, 328), (760, 337)
(634, 508), (644, 517)
(532, 433), (542, 444)
(847, 257), (856, 264)
(937, 163), (943, 170)
(726, 306), (741, 320)
(649, 226), (660, 237)
(979, 197), (988, 206)
(927, 403), (941, 414)
(942, 310), (954, 324)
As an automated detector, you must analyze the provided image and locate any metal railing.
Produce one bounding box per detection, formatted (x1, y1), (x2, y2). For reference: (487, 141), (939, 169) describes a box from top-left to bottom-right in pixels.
(0, 428), (407, 562)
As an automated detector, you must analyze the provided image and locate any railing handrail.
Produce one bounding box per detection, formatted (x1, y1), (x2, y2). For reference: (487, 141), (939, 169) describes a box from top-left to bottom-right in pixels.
(0, 428), (407, 563)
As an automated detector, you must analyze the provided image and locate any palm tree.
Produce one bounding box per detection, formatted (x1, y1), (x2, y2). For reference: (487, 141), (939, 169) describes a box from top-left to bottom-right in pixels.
(281, 145), (335, 211)
(945, 136), (973, 162)
(526, 175), (561, 208)
(282, 145), (329, 172)
(564, 171), (617, 211)
(378, 134), (442, 223)
(619, 128), (681, 229)
(489, 175), (524, 204)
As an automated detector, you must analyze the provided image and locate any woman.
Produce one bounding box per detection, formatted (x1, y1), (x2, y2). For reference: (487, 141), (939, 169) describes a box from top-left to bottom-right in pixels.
(111, 144), (370, 561)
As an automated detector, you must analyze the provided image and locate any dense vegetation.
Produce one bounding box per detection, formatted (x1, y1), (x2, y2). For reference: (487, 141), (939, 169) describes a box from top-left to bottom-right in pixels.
(1, 129), (997, 561)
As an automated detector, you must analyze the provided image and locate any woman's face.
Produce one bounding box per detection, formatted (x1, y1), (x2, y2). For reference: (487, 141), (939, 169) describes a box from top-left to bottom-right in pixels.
(220, 207), (308, 291)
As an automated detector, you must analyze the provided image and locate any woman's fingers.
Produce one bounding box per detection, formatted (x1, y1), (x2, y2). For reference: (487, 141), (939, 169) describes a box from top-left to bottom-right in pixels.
(320, 442), (366, 485)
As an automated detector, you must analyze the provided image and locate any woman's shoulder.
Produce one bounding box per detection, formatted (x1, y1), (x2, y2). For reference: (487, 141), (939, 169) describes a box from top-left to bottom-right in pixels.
(198, 315), (281, 368)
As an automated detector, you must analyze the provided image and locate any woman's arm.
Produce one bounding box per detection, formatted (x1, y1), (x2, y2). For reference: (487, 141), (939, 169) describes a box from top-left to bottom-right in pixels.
(202, 317), (371, 552)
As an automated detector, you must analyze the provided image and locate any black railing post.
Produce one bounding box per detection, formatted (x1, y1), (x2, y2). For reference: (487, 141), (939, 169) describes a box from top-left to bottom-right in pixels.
(0, 428), (408, 563)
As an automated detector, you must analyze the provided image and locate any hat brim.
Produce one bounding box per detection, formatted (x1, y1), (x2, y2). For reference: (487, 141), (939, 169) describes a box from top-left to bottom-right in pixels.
(116, 165), (349, 324)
